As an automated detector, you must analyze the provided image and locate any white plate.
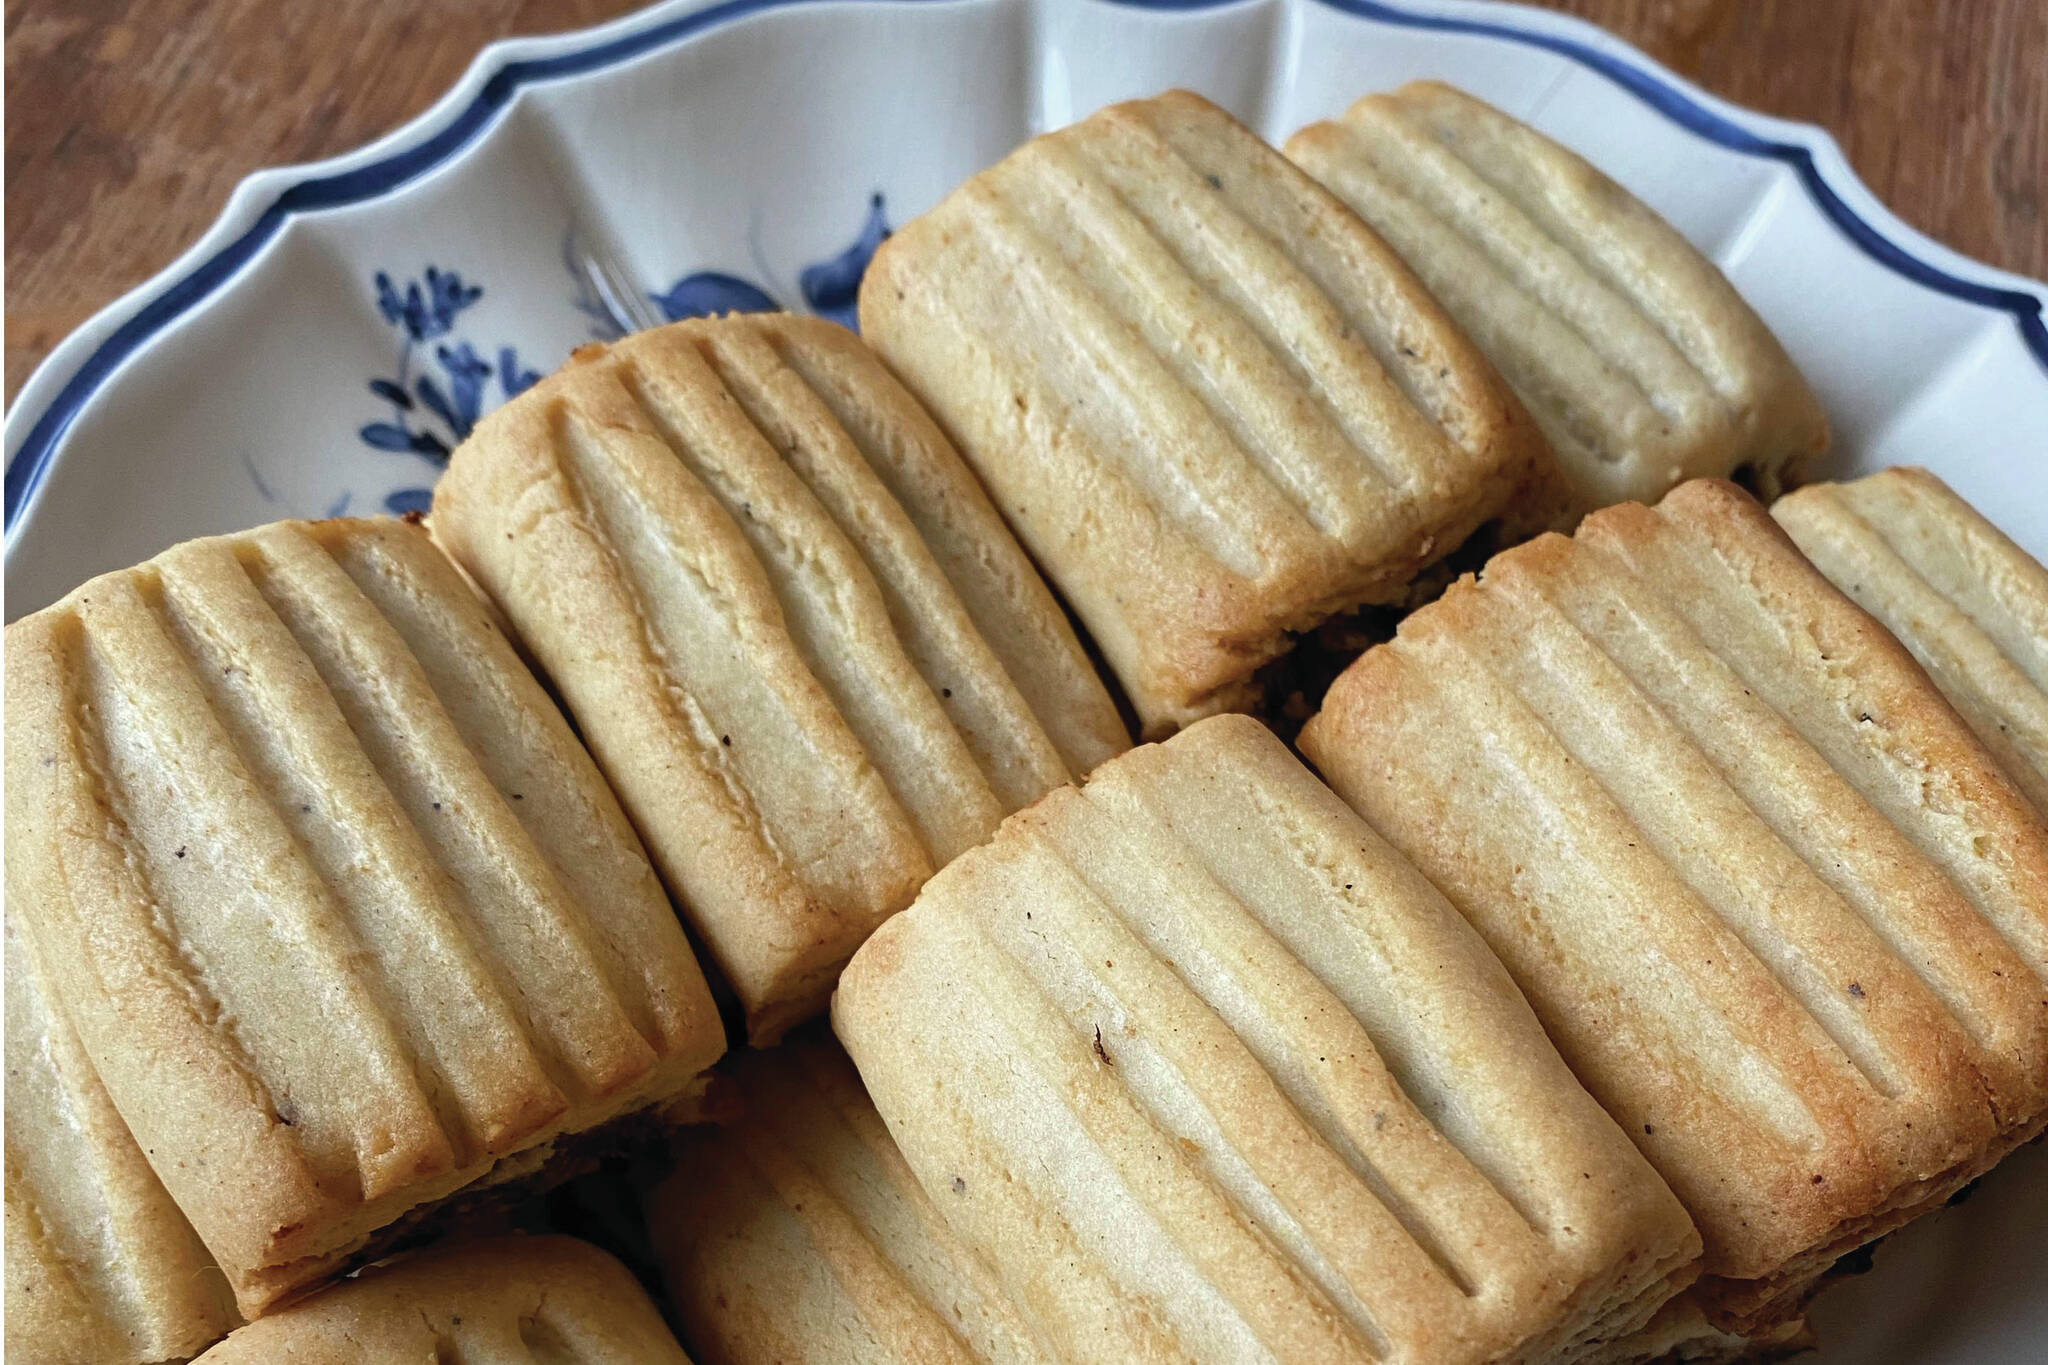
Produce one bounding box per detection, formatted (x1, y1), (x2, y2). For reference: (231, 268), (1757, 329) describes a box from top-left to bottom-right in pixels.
(4, 1), (2044, 1357)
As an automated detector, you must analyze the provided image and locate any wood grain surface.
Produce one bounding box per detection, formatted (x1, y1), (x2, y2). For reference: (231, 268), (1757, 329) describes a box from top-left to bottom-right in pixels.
(6, 0), (2043, 404)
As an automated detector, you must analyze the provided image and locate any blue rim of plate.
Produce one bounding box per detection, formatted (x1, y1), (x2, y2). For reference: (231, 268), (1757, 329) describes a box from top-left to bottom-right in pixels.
(8, 0), (2046, 535)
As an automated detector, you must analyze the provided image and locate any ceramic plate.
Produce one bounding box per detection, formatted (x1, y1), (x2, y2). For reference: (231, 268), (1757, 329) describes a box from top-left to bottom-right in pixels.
(4, 0), (2044, 1356)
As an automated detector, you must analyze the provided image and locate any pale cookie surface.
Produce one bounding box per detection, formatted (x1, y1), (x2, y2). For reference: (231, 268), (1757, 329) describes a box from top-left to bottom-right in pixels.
(649, 1032), (1054, 1365)
(1302, 480), (2048, 1332)
(5, 916), (238, 1365)
(1288, 82), (1828, 515)
(860, 90), (1553, 736)
(836, 714), (1699, 1365)
(434, 314), (1126, 1041)
(1775, 466), (2048, 813)
(191, 1236), (691, 1363)
(3, 517), (724, 1315)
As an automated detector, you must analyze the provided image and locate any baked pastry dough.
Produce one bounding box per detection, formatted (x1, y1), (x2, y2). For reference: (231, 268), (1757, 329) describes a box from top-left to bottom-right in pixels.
(3, 517), (724, 1316)
(859, 90), (1554, 736)
(649, 1032), (1054, 1365)
(1596, 1294), (1808, 1365)
(835, 714), (1700, 1365)
(5, 915), (238, 1364)
(434, 315), (1126, 1041)
(1302, 480), (2048, 1333)
(1287, 82), (1827, 516)
(1775, 466), (2048, 812)
(190, 1236), (690, 1363)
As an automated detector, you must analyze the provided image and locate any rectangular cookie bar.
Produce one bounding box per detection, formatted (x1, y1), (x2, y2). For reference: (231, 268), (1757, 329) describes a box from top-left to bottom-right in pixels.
(5, 914), (238, 1364)
(1774, 466), (2048, 812)
(433, 315), (1128, 1041)
(835, 714), (1700, 1365)
(1302, 480), (2048, 1333)
(859, 90), (1555, 736)
(648, 1031), (1053, 1365)
(1287, 82), (1828, 516)
(4, 517), (725, 1315)
(191, 1236), (689, 1363)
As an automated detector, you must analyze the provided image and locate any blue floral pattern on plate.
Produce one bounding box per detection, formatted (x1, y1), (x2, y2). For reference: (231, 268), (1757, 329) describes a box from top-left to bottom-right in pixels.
(798, 193), (891, 329)
(649, 272), (781, 325)
(357, 266), (542, 514)
(576, 193), (892, 339)
(351, 195), (890, 516)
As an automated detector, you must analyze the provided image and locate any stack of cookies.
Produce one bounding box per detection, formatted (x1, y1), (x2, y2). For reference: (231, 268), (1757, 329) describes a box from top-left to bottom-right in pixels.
(8, 81), (2041, 1365)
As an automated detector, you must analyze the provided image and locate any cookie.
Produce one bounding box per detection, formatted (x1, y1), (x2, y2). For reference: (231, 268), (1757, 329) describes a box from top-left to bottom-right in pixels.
(434, 315), (1126, 1040)
(4, 518), (724, 1314)
(860, 90), (1554, 735)
(1775, 466), (2047, 811)
(836, 714), (1699, 1364)
(1303, 480), (2048, 1331)
(1288, 82), (1827, 515)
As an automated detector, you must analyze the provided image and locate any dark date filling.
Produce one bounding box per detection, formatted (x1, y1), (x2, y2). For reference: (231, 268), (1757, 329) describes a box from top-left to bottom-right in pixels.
(1256, 522), (1506, 743)
(309, 1104), (690, 1304)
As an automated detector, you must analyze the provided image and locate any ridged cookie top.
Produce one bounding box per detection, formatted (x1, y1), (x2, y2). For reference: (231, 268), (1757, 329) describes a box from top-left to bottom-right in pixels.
(650, 1034), (1054, 1365)
(191, 1236), (691, 1364)
(1287, 82), (1828, 514)
(1302, 481), (2048, 1307)
(5, 916), (238, 1365)
(3, 518), (723, 1314)
(1775, 467), (2048, 814)
(433, 314), (1127, 1042)
(859, 89), (1551, 735)
(835, 715), (1699, 1365)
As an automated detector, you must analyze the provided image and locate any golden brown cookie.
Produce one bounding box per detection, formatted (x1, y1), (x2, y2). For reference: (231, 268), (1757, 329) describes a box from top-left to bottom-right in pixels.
(860, 90), (1554, 736)
(4, 517), (724, 1316)
(5, 914), (239, 1364)
(1775, 466), (2048, 812)
(190, 1236), (690, 1363)
(648, 1032), (1054, 1365)
(1288, 82), (1828, 516)
(1302, 480), (2048, 1332)
(434, 315), (1126, 1041)
(836, 714), (1699, 1365)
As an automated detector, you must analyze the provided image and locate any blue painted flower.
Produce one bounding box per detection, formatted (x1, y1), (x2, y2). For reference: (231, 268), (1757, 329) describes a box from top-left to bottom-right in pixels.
(357, 266), (546, 475)
(499, 346), (541, 397)
(374, 265), (481, 342)
(629, 192), (892, 333)
(800, 193), (891, 330)
(649, 273), (779, 324)
(424, 341), (491, 435)
(347, 197), (893, 522)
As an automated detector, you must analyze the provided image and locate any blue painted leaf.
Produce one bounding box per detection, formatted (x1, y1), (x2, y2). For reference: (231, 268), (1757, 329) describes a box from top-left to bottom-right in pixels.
(401, 280), (432, 340)
(374, 272), (405, 327)
(323, 490), (353, 519)
(437, 342), (488, 428)
(414, 374), (462, 434)
(368, 377), (412, 407)
(451, 378), (482, 429)
(384, 487), (434, 516)
(424, 267), (482, 336)
(359, 421), (415, 452)
(799, 193), (890, 331)
(499, 346), (541, 397)
(409, 429), (452, 460)
(650, 272), (779, 323)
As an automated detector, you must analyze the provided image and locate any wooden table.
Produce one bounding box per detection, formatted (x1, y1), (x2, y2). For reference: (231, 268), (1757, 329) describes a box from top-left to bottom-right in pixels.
(7, 0), (2043, 404)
